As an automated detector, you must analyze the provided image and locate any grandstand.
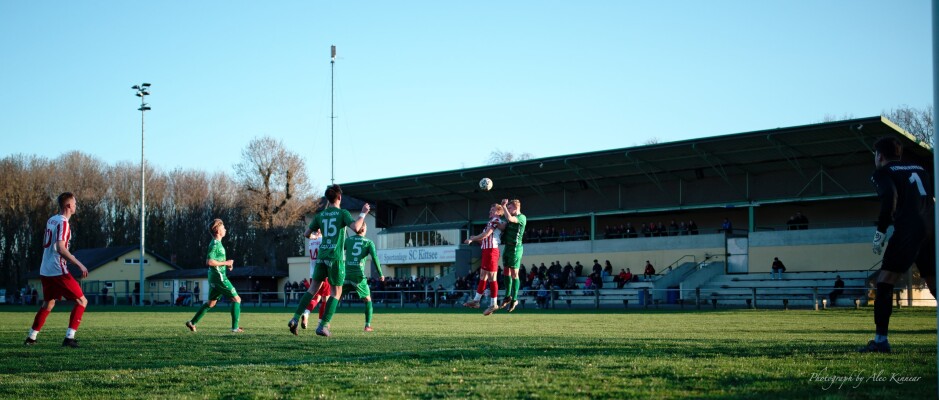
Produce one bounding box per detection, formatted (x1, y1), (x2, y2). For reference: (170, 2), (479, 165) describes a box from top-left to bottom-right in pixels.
(328, 116), (934, 309)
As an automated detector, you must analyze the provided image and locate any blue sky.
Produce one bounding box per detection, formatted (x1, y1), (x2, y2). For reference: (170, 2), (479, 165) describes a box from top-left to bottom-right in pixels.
(0, 1), (932, 188)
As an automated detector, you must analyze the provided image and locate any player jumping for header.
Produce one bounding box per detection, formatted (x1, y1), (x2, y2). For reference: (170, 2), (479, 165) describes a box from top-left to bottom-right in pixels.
(464, 204), (505, 316)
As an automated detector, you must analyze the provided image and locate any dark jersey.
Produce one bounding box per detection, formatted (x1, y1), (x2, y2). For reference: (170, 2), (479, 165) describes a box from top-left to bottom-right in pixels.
(870, 161), (935, 234)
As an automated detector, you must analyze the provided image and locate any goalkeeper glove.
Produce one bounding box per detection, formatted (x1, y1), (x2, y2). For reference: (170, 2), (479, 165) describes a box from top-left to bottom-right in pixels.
(872, 230), (886, 255)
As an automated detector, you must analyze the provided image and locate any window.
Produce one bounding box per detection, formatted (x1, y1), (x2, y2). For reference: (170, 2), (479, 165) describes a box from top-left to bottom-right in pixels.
(105, 281), (114, 289)
(163, 281), (171, 288)
(394, 267), (412, 279)
(149, 282), (156, 288)
(418, 266), (436, 278)
(124, 258), (150, 265)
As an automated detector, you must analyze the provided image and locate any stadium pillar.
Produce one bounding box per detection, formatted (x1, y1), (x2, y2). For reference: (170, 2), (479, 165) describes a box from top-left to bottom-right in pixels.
(747, 206), (754, 233)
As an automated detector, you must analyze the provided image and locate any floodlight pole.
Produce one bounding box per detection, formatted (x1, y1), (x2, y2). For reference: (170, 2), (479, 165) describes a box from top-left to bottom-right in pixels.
(132, 83), (151, 307)
(330, 45), (336, 185)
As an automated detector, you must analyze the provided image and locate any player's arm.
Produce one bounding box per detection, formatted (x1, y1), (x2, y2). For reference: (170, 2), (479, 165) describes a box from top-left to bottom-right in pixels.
(56, 240), (88, 278)
(465, 225), (494, 244)
(303, 219), (321, 239)
(500, 199), (519, 223)
(348, 203), (371, 233)
(870, 172), (896, 254)
(368, 241), (385, 281)
(205, 242), (233, 268)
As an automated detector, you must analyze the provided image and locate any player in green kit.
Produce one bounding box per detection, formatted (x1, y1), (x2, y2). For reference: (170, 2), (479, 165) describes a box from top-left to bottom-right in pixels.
(344, 223), (384, 332)
(498, 198), (526, 312)
(288, 184), (369, 337)
(186, 219), (243, 333)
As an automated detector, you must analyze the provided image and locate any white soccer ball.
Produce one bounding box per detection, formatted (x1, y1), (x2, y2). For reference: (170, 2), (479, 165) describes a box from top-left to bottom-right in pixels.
(479, 177), (493, 191)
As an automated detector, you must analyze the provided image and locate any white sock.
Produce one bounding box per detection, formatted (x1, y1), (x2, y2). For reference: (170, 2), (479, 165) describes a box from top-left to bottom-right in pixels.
(302, 310), (310, 316)
(492, 297), (499, 306)
(65, 328), (76, 339)
(28, 329), (38, 340)
(473, 293), (482, 301)
(875, 334), (888, 343)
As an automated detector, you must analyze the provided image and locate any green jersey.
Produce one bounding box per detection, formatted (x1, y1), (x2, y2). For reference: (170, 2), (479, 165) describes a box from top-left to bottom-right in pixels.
(308, 206), (355, 261)
(206, 239), (229, 283)
(502, 213), (527, 245)
(344, 235), (383, 277)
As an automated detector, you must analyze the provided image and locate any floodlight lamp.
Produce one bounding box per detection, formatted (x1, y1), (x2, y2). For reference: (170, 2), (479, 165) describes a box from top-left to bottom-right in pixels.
(136, 93), (142, 97)
(132, 85), (140, 90)
(139, 106), (151, 111)
(141, 91), (150, 96)
(142, 83), (151, 87)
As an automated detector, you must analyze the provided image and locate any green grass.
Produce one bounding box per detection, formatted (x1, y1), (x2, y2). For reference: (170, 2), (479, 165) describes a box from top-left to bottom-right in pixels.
(0, 305), (935, 399)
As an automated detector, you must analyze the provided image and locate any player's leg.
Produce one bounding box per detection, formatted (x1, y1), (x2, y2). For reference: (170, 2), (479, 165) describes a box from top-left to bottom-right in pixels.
(861, 232), (916, 353)
(59, 275), (87, 347)
(483, 268), (500, 316)
(301, 294), (322, 329)
(350, 277), (373, 331)
(508, 267), (521, 312)
(229, 293), (242, 332)
(189, 282), (222, 332)
(26, 277), (59, 345)
(317, 260), (345, 337)
(915, 233), (936, 299)
(290, 262), (328, 334)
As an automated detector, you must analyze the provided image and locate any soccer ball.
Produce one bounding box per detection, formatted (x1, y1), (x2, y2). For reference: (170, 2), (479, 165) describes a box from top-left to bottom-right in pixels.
(479, 178), (493, 191)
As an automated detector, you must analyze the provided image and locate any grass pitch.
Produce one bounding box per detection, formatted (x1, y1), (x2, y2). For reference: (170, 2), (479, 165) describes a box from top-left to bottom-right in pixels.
(0, 305), (935, 399)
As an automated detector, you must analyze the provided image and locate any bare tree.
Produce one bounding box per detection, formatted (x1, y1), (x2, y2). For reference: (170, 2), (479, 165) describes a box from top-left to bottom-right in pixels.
(487, 150), (534, 165)
(883, 105), (933, 145)
(234, 136), (316, 267)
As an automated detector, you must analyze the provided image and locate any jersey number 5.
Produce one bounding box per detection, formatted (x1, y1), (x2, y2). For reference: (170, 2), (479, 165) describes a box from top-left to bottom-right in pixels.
(909, 172), (928, 196)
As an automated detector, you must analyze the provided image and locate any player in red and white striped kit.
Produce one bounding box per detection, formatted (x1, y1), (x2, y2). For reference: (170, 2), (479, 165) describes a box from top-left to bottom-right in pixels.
(24, 192), (90, 348)
(463, 204), (504, 316)
(300, 229), (331, 330)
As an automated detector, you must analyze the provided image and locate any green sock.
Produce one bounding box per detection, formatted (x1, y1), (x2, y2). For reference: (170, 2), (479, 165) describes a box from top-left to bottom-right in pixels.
(321, 297), (339, 325)
(365, 301), (373, 326)
(231, 302), (241, 330)
(191, 303), (211, 324)
(512, 278), (520, 299)
(293, 292), (315, 320)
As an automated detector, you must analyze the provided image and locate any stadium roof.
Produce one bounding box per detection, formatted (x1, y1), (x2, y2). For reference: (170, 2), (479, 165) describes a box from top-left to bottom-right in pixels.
(341, 116), (930, 211)
(147, 266), (287, 280)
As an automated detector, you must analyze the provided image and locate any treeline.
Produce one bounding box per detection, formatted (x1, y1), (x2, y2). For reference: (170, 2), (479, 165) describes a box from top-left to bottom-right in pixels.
(1, 137), (318, 291)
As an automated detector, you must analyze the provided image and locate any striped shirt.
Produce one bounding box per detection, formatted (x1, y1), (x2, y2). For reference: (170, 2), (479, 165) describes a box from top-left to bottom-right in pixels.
(39, 214), (71, 277)
(481, 217), (502, 250)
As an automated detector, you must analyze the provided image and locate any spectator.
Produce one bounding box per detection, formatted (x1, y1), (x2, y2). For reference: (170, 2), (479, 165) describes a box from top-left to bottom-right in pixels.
(193, 283), (200, 305)
(689, 220), (699, 235)
(625, 222), (637, 238)
(624, 268), (634, 285)
(583, 277), (596, 296)
(795, 212), (809, 230)
(132, 282), (140, 306)
(771, 257), (786, 280)
(644, 261), (656, 281)
(101, 286), (110, 305)
(679, 221), (689, 235)
(721, 218), (733, 233)
(668, 220), (679, 236)
(592, 260), (602, 275)
(30, 287), (38, 305)
(829, 275), (845, 306)
(786, 214), (799, 231)
(536, 284), (550, 308)
(641, 223), (652, 237)
(615, 269), (628, 288)
(564, 269), (578, 294)
(283, 281), (291, 302)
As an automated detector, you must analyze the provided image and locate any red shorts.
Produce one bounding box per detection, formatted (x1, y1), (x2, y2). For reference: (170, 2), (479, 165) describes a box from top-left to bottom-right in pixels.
(315, 280), (332, 297)
(481, 248), (500, 272)
(41, 274), (84, 301)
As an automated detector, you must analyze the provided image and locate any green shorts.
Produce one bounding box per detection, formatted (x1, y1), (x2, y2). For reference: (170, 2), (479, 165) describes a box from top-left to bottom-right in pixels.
(208, 279), (238, 301)
(502, 244), (523, 270)
(313, 258), (346, 286)
(343, 271), (371, 299)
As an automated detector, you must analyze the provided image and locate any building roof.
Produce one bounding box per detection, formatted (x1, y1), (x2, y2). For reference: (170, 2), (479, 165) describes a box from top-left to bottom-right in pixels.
(27, 245), (182, 279)
(147, 266), (288, 280)
(340, 116), (930, 225)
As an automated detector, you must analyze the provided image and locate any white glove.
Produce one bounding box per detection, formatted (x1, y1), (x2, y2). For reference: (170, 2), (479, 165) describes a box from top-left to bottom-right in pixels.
(872, 231), (886, 255)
